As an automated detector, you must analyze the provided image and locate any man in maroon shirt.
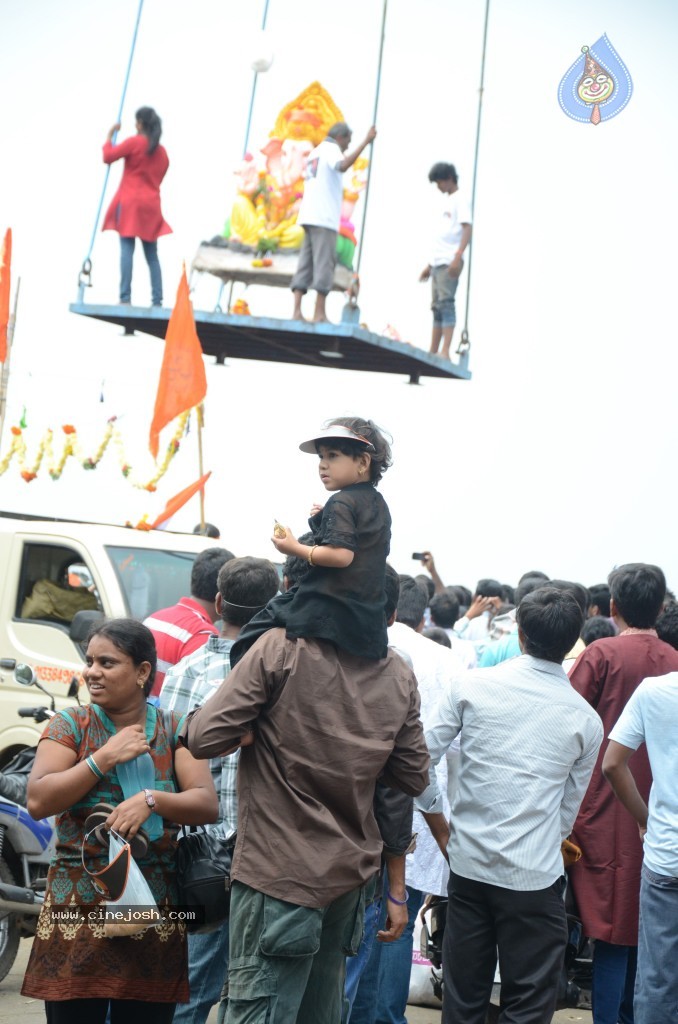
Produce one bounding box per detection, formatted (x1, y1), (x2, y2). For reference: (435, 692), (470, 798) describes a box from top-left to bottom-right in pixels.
(144, 546), (234, 697)
(568, 563), (678, 1024)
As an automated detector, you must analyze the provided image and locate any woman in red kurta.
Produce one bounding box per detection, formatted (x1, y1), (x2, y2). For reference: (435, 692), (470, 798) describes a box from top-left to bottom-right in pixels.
(102, 106), (171, 307)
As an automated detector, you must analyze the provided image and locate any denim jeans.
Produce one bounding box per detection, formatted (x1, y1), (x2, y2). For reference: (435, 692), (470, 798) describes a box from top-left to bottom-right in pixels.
(373, 887), (424, 1024)
(173, 922), (230, 1024)
(635, 865), (678, 1024)
(591, 940), (636, 1024)
(343, 894), (382, 1023)
(120, 235), (162, 305)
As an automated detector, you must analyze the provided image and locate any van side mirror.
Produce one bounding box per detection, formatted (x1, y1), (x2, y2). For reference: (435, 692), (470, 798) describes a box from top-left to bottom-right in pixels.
(70, 610), (105, 647)
(15, 663), (37, 687)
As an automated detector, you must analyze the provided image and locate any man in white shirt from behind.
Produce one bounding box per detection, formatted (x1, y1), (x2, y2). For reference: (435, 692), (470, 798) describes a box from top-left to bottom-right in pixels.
(291, 121), (375, 323)
(417, 587), (603, 1024)
(363, 575), (466, 1023)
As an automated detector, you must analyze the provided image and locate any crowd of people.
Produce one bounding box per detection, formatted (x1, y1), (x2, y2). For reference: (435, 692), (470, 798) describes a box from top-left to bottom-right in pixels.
(19, 418), (678, 1024)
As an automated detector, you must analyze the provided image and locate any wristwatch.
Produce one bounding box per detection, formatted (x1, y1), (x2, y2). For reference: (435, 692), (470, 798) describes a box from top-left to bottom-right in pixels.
(143, 788), (156, 809)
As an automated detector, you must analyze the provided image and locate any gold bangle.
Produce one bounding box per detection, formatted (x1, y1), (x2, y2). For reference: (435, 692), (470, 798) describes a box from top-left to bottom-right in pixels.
(308, 545), (317, 566)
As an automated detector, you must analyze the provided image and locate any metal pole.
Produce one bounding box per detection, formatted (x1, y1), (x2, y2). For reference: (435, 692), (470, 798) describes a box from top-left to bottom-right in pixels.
(196, 404), (206, 528)
(0, 277), (21, 453)
(77, 0), (145, 301)
(458, 0), (490, 355)
(242, 0), (271, 157)
(355, 0), (387, 276)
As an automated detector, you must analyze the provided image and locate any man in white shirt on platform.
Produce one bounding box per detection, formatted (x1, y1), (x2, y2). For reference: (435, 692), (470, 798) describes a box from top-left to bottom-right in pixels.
(419, 162), (472, 361)
(417, 586), (603, 1024)
(291, 121), (375, 324)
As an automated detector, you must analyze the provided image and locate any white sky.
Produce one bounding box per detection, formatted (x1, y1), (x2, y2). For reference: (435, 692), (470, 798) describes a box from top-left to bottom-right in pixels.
(0, 0), (677, 592)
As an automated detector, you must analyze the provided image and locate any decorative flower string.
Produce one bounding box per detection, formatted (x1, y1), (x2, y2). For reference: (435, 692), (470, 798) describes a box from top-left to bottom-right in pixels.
(0, 410), (192, 489)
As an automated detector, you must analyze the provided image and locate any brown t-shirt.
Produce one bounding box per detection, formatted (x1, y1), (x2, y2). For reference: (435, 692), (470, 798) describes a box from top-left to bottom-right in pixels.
(180, 629), (430, 907)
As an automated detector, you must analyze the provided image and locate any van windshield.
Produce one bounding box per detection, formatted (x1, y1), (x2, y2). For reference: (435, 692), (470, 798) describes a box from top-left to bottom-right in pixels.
(106, 546), (196, 620)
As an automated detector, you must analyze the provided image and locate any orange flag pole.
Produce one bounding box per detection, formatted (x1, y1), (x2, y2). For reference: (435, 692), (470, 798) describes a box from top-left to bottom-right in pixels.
(149, 265), (207, 460)
(0, 277), (21, 454)
(196, 403), (206, 529)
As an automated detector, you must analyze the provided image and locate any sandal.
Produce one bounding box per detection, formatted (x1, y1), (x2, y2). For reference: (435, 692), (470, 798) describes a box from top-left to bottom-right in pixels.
(84, 803), (149, 859)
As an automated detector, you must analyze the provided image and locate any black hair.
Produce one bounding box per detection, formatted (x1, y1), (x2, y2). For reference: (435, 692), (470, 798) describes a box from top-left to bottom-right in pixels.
(318, 417), (392, 484)
(428, 162), (458, 184)
(422, 626), (452, 649)
(548, 580), (590, 618)
(656, 601), (678, 650)
(136, 106), (162, 154)
(587, 583), (611, 618)
(384, 564), (400, 621)
(429, 591), (460, 629)
(501, 584), (515, 604)
(608, 563), (666, 629)
(282, 531), (314, 589)
(415, 574), (435, 602)
(87, 617), (157, 697)
(475, 578), (503, 600)
(447, 584), (472, 610)
(396, 576), (428, 629)
(581, 615), (616, 646)
(191, 547), (235, 602)
(218, 557), (279, 628)
(518, 570), (550, 584)
(192, 522), (220, 539)
(515, 574), (548, 606)
(516, 587), (584, 663)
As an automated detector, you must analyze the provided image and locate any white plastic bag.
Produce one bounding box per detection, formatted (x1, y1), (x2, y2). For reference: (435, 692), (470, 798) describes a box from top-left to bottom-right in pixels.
(103, 830), (162, 937)
(408, 915), (443, 1008)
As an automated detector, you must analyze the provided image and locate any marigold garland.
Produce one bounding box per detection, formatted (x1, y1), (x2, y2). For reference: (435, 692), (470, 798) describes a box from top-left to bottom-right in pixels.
(0, 411), (192, 489)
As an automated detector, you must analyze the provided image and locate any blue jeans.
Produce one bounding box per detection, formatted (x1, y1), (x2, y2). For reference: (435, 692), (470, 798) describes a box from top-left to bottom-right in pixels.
(173, 923), (230, 1024)
(635, 865), (678, 1024)
(592, 940), (636, 1024)
(351, 887), (424, 1024)
(343, 893), (382, 1023)
(373, 887), (425, 1024)
(120, 235), (163, 305)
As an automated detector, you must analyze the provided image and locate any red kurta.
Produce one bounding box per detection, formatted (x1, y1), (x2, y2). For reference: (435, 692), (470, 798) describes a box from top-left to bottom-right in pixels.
(102, 134), (171, 241)
(569, 633), (678, 944)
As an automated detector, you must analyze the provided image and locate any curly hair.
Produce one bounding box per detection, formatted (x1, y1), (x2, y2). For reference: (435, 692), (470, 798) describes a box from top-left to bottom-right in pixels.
(320, 417), (393, 483)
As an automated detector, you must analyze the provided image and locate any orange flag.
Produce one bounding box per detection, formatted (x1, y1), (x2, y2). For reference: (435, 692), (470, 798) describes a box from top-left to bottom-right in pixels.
(151, 471), (212, 529)
(149, 266), (207, 458)
(0, 228), (11, 364)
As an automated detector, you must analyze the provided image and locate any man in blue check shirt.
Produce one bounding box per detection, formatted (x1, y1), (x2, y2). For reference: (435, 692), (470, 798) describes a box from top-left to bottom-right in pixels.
(160, 555), (279, 1024)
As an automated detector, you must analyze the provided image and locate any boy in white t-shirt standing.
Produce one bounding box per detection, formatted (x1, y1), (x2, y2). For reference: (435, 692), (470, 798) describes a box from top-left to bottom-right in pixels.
(291, 121), (376, 323)
(603, 674), (678, 1024)
(419, 162), (473, 360)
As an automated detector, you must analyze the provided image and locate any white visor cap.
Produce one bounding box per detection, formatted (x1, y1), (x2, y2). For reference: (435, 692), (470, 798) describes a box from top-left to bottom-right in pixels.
(299, 424), (375, 454)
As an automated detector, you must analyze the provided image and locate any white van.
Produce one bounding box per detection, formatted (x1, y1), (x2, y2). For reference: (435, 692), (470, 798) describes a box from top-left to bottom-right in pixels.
(0, 516), (217, 764)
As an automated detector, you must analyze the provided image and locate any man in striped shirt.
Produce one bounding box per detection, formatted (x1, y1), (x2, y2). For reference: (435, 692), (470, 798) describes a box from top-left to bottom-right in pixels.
(143, 546), (234, 696)
(417, 587), (603, 1024)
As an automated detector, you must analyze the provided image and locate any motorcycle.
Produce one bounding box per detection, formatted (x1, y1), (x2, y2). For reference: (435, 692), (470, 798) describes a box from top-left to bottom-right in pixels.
(0, 663), (79, 982)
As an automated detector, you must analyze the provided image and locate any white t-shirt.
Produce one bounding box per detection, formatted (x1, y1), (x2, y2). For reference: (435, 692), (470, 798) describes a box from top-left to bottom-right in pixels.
(609, 673), (678, 877)
(431, 191), (472, 266)
(297, 139), (344, 230)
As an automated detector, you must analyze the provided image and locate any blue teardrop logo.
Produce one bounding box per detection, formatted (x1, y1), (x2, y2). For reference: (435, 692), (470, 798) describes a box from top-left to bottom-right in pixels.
(558, 34), (633, 124)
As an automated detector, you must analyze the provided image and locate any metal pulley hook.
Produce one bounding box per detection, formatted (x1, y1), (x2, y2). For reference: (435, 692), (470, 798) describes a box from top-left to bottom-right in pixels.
(78, 258), (93, 289)
(457, 328), (470, 355)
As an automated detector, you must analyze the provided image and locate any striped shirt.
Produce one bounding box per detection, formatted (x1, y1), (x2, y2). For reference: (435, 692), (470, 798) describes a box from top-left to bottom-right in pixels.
(416, 654), (603, 890)
(143, 597), (217, 696)
(159, 635), (237, 839)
